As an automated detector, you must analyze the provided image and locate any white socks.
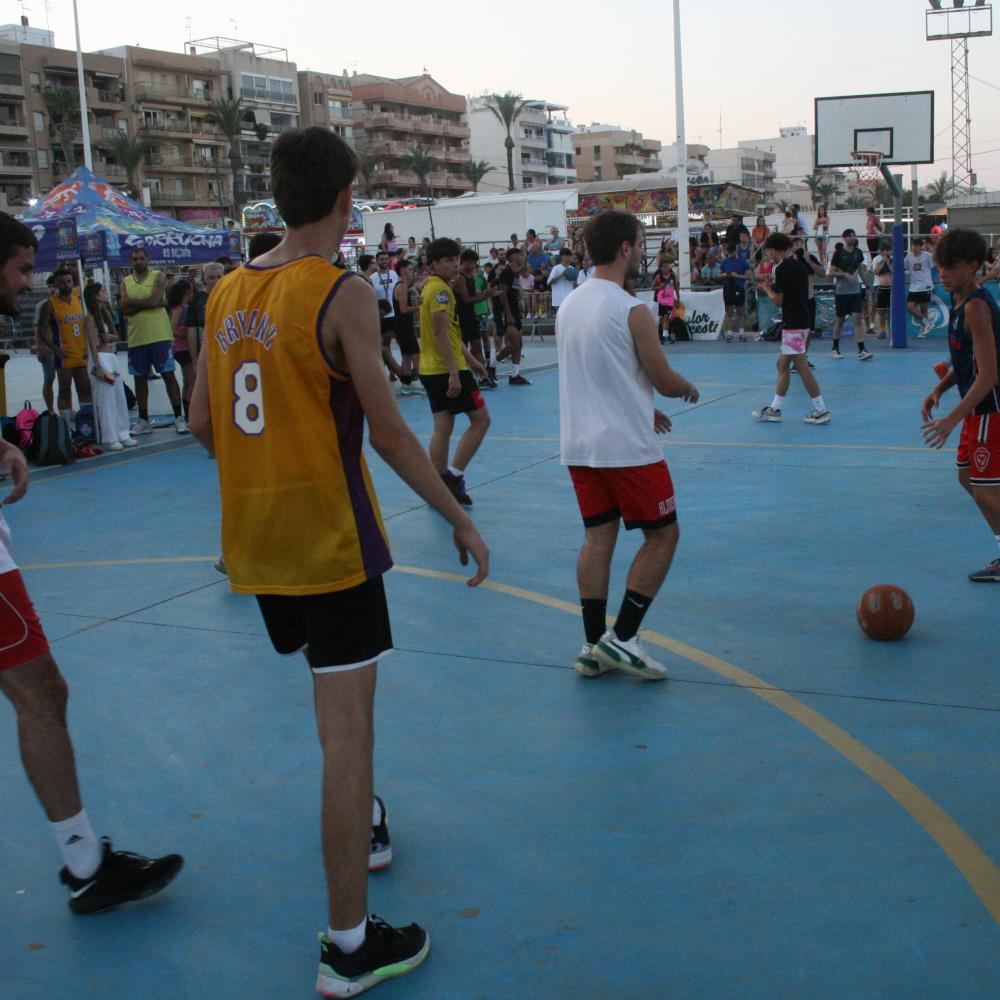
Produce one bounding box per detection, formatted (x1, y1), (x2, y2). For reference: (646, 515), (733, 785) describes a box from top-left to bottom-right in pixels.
(328, 916), (367, 955)
(995, 533), (1000, 555)
(447, 465), (463, 478)
(512, 363), (520, 377)
(770, 394), (785, 412)
(51, 809), (101, 879)
(59, 409), (72, 424)
(372, 797), (383, 826)
(812, 395), (826, 412)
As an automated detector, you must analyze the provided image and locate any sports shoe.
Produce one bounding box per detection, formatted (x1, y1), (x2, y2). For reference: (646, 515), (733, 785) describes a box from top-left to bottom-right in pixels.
(478, 376), (495, 390)
(120, 436), (139, 448)
(487, 365), (497, 382)
(316, 917), (429, 998)
(752, 405), (781, 422)
(968, 557), (1000, 583)
(441, 469), (472, 506)
(104, 441), (124, 452)
(830, 348), (843, 359)
(804, 410), (831, 425)
(593, 630), (667, 681)
(131, 418), (153, 435)
(175, 417), (190, 434)
(923, 317), (936, 335)
(509, 374), (531, 386)
(858, 350), (874, 361)
(213, 557), (227, 575)
(573, 643), (613, 678)
(60, 838), (183, 915)
(369, 796), (392, 872)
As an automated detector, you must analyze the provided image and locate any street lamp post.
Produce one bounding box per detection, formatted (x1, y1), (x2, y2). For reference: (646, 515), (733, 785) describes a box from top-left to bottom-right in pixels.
(672, 0), (690, 292)
(71, 0), (93, 171)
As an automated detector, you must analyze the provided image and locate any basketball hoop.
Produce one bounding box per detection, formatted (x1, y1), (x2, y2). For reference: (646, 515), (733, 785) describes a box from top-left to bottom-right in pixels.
(851, 150), (883, 192)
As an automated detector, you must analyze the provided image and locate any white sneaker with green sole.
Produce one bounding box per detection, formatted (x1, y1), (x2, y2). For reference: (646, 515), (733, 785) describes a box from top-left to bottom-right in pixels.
(593, 630), (668, 681)
(573, 643), (614, 678)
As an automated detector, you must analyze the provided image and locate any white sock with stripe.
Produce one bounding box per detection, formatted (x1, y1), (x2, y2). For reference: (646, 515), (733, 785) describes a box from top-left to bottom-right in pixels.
(52, 809), (101, 879)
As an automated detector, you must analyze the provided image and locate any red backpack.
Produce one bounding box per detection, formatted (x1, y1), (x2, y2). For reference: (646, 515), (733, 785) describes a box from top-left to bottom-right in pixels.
(14, 401), (40, 451)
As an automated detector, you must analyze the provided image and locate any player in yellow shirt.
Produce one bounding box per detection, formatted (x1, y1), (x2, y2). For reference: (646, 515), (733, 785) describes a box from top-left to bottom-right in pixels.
(37, 267), (91, 424)
(418, 238), (490, 507)
(188, 126), (488, 998)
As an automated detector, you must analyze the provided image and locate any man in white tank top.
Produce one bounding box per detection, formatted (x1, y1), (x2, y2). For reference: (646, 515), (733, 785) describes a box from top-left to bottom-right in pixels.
(557, 211), (699, 680)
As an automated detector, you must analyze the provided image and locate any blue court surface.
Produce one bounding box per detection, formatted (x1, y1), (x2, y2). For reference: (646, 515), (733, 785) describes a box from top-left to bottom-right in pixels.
(2, 339), (999, 1000)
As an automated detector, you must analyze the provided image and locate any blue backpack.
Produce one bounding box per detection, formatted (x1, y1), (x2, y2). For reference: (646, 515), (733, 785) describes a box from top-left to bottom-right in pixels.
(73, 404), (96, 444)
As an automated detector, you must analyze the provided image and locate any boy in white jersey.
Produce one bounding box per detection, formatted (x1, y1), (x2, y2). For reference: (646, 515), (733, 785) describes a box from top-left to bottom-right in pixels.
(557, 210), (699, 681)
(905, 236), (936, 336)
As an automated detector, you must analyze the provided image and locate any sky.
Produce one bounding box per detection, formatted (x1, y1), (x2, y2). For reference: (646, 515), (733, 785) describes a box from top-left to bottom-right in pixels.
(25, 0), (1000, 188)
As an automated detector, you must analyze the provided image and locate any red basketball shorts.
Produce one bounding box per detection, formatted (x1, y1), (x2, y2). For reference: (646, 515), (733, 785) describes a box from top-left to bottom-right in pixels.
(956, 413), (1000, 487)
(568, 460), (677, 530)
(0, 569), (49, 671)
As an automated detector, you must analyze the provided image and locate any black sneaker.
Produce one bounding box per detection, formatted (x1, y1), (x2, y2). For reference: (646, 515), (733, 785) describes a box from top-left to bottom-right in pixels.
(487, 365), (497, 382)
(369, 795), (391, 872)
(509, 374), (531, 386)
(317, 917), (429, 997)
(60, 838), (183, 915)
(441, 470), (472, 506)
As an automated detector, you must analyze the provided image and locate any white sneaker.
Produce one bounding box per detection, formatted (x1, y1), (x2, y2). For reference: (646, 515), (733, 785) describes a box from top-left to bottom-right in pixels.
(804, 410), (831, 425)
(752, 405), (782, 422)
(831, 348), (843, 359)
(120, 437), (138, 448)
(594, 630), (667, 681)
(132, 418), (153, 435)
(104, 441), (124, 451)
(175, 417), (190, 435)
(858, 350), (874, 361)
(573, 643), (613, 678)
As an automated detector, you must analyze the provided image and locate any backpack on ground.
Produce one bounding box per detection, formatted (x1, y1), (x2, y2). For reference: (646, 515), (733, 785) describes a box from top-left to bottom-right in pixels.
(1, 416), (19, 447)
(73, 404), (96, 443)
(14, 401), (40, 450)
(668, 316), (691, 341)
(759, 319), (783, 342)
(27, 412), (74, 466)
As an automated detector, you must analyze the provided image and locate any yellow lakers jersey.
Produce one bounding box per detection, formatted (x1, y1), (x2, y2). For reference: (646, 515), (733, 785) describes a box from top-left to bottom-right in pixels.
(205, 256), (392, 595)
(50, 291), (86, 368)
(418, 275), (466, 376)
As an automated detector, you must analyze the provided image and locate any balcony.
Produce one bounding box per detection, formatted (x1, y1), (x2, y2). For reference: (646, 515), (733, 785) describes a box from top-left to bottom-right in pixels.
(239, 87), (297, 107)
(134, 82), (216, 105)
(87, 87), (124, 107)
(140, 119), (222, 140)
(150, 189), (199, 205)
(0, 159), (33, 177)
(0, 120), (29, 138)
(95, 162), (128, 181)
(361, 111), (469, 140)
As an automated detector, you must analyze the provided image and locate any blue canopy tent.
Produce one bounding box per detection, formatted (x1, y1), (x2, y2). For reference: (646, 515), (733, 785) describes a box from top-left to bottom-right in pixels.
(19, 166), (239, 267)
(24, 217), (81, 271)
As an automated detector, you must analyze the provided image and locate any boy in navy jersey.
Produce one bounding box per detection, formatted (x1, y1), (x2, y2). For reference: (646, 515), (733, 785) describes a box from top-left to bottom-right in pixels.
(922, 228), (1000, 581)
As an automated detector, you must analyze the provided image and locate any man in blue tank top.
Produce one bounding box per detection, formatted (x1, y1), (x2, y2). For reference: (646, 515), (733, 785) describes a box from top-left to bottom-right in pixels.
(921, 228), (1000, 582)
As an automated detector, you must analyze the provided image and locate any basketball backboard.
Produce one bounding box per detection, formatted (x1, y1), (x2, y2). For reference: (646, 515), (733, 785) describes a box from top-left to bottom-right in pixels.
(814, 91), (935, 168)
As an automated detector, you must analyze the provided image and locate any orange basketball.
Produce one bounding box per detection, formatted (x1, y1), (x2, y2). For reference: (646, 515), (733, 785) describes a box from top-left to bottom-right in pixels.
(856, 584), (915, 641)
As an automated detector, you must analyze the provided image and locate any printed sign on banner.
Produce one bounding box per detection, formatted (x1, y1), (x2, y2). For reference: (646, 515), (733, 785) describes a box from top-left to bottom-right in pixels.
(678, 289), (726, 340)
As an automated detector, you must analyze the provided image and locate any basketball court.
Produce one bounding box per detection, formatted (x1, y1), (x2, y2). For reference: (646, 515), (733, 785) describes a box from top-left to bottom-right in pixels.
(2, 336), (999, 998)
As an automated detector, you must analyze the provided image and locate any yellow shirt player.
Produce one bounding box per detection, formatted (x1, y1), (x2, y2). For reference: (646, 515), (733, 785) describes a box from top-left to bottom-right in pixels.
(416, 239), (490, 508)
(37, 266), (92, 423)
(188, 127), (487, 999)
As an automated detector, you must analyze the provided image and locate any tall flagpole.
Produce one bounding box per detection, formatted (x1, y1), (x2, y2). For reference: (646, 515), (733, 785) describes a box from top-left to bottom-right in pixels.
(72, 0), (93, 170)
(672, 0), (689, 292)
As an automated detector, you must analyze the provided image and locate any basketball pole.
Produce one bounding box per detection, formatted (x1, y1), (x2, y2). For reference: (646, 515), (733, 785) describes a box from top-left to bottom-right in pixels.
(881, 165), (907, 349)
(672, 0), (690, 293)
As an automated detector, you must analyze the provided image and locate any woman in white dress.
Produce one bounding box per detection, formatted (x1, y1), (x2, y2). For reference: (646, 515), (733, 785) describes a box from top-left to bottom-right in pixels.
(83, 283), (137, 451)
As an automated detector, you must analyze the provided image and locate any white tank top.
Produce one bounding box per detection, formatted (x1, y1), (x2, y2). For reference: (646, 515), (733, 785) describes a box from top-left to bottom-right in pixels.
(557, 277), (660, 468)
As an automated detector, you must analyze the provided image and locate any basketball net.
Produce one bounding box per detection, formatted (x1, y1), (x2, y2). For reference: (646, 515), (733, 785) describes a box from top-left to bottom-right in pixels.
(850, 150), (883, 192)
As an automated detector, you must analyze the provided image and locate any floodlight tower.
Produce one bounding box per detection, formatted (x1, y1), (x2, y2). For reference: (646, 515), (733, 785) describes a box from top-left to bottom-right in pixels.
(926, 1), (993, 194)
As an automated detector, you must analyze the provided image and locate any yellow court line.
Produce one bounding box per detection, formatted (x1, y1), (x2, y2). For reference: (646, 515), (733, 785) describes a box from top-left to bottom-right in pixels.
(392, 563), (1000, 928)
(21, 556), (216, 571)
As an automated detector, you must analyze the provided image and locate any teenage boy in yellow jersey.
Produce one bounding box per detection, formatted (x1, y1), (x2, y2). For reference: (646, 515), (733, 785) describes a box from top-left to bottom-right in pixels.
(36, 267), (91, 423)
(189, 127), (488, 998)
(419, 238), (491, 507)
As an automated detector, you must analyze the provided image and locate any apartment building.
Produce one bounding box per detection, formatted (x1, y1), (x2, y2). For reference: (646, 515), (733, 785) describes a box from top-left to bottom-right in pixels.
(706, 146), (776, 204)
(351, 73), (471, 200)
(189, 38), (300, 207)
(573, 124), (661, 182)
(739, 125), (846, 206)
(468, 97), (576, 193)
(0, 43), (33, 210)
(297, 69), (353, 144)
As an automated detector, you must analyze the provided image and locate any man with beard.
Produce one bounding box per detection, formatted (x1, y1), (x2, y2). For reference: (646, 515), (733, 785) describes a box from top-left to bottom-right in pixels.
(556, 211), (699, 682)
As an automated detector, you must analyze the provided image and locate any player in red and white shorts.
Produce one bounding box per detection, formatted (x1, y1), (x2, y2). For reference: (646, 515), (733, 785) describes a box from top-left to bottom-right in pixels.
(557, 210), (699, 682)
(0, 212), (183, 914)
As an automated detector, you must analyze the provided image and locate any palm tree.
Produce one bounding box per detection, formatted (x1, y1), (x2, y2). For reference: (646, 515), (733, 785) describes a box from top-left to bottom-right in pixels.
(42, 86), (81, 173)
(206, 97), (249, 216)
(399, 144), (439, 237)
(871, 180), (893, 208)
(354, 145), (382, 198)
(461, 159), (493, 193)
(816, 181), (837, 207)
(844, 195), (869, 210)
(96, 131), (155, 196)
(486, 92), (530, 192)
(802, 171), (825, 207)
(924, 171), (955, 203)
